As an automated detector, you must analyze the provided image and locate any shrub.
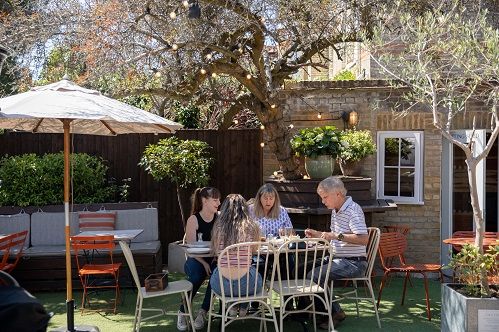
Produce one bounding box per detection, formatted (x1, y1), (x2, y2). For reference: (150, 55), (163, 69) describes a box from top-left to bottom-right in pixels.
(338, 129), (376, 162)
(0, 153), (114, 206)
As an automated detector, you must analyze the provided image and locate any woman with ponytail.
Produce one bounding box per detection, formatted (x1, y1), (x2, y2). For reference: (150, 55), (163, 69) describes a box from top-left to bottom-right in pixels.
(177, 187), (221, 331)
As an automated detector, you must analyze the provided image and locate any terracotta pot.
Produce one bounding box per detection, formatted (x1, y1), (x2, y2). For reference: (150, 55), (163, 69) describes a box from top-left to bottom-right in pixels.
(339, 159), (362, 176)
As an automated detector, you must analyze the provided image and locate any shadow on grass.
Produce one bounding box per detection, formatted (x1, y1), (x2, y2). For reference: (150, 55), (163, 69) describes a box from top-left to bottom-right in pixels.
(34, 275), (442, 332)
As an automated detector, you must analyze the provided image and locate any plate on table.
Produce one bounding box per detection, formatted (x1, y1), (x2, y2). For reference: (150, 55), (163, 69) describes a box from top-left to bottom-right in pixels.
(186, 241), (211, 248)
(186, 247), (211, 254)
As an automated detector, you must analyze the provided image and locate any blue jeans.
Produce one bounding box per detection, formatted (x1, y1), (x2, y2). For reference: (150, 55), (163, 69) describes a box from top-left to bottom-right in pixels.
(180, 257), (217, 313)
(210, 266), (262, 309)
(307, 257), (367, 313)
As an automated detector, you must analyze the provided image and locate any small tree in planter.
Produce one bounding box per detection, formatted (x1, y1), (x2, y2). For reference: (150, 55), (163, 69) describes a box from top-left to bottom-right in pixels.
(139, 137), (213, 231)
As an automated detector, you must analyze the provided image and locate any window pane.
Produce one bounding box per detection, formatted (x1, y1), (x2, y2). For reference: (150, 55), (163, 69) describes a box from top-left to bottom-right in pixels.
(400, 167), (415, 197)
(384, 168), (399, 196)
(384, 138), (399, 166)
(400, 138), (416, 167)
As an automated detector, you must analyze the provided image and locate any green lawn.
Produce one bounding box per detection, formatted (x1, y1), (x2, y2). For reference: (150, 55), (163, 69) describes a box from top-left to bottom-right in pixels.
(35, 275), (442, 332)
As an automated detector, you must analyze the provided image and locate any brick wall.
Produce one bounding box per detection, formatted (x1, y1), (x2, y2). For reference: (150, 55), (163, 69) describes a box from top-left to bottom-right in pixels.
(265, 80), (490, 264)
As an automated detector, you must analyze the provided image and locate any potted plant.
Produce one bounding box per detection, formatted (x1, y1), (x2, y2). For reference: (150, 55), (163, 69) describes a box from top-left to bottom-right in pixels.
(337, 129), (376, 176)
(441, 244), (499, 332)
(290, 125), (342, 179)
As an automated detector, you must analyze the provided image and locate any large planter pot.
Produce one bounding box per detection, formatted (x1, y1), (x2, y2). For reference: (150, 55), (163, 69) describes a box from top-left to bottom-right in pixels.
(339, 159), (362, 176)
(441, 283), (499, 332)
(305, 155), (334, 179)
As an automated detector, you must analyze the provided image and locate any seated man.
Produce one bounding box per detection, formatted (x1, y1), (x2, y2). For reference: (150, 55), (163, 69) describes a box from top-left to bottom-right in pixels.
(305, 176), (368, 329)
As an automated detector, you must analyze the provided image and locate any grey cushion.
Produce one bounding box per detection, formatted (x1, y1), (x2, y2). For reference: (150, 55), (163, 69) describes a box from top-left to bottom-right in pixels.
(24, 245), (68, 257)
(30, 212), (79, 246)
(0, 213), (30, 249)
(114, 208), (158, 242)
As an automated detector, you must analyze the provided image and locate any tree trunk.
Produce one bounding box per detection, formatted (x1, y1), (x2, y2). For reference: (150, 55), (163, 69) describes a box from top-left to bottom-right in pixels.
(256, 104), (302, 180)
(465, 158), (490, 296)
(176, 184), (186, 232)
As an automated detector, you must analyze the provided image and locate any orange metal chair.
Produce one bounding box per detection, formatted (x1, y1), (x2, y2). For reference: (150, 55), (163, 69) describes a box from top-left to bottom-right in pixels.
(2, 230), (28, 273)
(383, 225), (413, 286)
(70, 235), (122, 314)
(377, 232), (443, 321)
(0, 233), (15, 271)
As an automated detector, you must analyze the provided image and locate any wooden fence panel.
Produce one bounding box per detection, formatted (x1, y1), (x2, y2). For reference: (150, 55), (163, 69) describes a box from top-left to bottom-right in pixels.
(0, 129), (263, 261)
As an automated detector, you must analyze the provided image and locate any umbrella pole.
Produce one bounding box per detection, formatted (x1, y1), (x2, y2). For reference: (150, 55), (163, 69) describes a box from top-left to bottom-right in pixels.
(63, 120), (75, 332)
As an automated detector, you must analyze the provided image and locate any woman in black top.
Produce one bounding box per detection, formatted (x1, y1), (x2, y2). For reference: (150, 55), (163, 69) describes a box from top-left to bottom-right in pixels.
(177, 187), (221, 331)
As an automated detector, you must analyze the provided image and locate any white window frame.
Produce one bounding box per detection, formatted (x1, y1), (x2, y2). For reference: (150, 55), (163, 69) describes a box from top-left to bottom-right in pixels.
(376, 131), (424, 204)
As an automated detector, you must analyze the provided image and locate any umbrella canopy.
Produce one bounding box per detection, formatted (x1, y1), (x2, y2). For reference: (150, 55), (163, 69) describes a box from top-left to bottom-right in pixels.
(0, 79), (182, 332)
(0, 79), (181, 134)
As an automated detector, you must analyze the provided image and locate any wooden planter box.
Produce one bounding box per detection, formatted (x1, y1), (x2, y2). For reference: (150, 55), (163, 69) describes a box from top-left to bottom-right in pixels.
(441, 283), (499, 332)
(145, 273), (168, 292)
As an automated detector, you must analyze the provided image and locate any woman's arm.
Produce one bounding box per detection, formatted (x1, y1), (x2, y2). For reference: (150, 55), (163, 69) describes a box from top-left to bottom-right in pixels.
(184, 215), (198, 244)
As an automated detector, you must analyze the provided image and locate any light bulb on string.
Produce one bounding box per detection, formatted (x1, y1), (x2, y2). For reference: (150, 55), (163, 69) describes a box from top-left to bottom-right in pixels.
(260, 142), (265, 147)
(260, 125), (265, 130)
(200, 68), (207, 75)
(182, 0), (189, 7)
(271, 104), (276, 109)
(246, 73), (252, 80)
(211, 72), (217, 78)
(317, 112), (322, 119)
(234, 119), (239, 125)
(172, 44), (178, 51)
(288, 124), (294, 129)
(169, 11), (176, 19)
(154, 71), (162, 78)
(206, 53), (212, 60)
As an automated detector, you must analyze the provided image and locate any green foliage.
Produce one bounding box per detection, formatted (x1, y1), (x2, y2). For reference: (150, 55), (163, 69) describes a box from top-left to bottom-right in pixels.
(447, 244), (499, 297)
(139, 137), (213, 188)
(332, 70), (356, 81)
(173, 101), (201, 129)
(0, 153), (114, 206)
(338, 129), (376, 162)
(290, 126), (342, 158)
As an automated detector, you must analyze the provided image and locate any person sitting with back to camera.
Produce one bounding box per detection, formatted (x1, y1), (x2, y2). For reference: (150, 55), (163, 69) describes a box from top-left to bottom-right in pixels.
(177, 187), (221, 331)
(304, 176), (368, 329)
(210, 194), (262, 318)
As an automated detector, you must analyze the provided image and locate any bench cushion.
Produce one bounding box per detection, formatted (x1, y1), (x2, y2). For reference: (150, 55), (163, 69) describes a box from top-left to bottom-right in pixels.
(30, 212), (79, 246)
(114, 208), (158, 242)
(78, 211), (116, 231)
(0, 213), (30, 249)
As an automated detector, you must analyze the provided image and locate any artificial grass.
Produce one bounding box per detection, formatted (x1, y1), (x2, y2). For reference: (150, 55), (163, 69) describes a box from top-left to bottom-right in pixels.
(34, 275), (441, 332)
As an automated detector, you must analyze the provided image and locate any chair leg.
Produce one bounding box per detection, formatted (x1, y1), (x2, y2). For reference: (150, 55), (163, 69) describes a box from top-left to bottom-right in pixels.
(422, 274), (431, 321)
(377, 273), (389, 307)
(133, 294), (141, 332)
(183, 291), (196, 331)
(353, 280), (359, 317)
(401, 272), (409, 306)
(366, 279), (381, 328)
(207, 292), (214, 332)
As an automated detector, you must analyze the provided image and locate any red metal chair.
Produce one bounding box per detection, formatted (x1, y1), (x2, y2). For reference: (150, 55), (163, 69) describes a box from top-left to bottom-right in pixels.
(377, 232), (443, 321)
(70, 235), (122, 314)
(2, 230), (28, 273)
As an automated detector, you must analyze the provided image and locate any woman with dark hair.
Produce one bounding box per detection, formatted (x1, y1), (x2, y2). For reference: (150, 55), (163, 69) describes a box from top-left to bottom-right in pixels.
(177, 187), (221, 331)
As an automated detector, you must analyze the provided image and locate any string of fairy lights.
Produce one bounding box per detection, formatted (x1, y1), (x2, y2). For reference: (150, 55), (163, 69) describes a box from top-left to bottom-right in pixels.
(154, 1), (341, 150)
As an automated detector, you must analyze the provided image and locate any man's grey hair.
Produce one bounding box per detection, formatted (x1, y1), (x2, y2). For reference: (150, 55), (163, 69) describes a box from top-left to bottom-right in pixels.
(317, 176), (347, 196)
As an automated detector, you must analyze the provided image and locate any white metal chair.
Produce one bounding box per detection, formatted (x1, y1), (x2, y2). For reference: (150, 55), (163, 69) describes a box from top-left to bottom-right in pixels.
(119, 241), (195, 332)
(329, 227), (381, 328)
(207, 241), (279, 332)
(273, 238), (333, 332)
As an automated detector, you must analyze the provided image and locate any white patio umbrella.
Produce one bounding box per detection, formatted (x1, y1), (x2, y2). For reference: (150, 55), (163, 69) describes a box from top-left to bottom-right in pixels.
(0, 79), (182, 332)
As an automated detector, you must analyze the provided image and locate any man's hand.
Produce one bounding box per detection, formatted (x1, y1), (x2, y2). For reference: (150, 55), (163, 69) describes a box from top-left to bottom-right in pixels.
(305, 228), (321, 238)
